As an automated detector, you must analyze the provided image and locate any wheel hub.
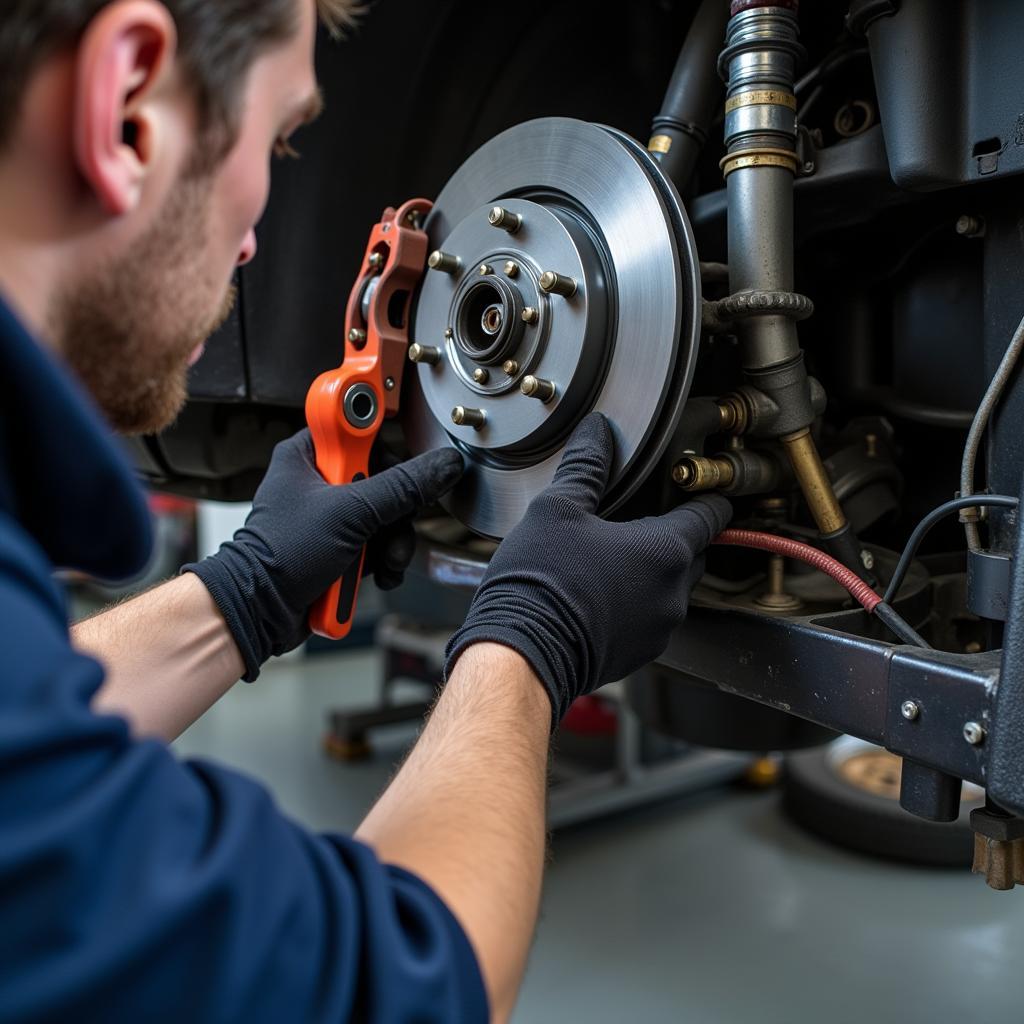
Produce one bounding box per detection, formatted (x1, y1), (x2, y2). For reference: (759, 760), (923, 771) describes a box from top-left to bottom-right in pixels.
(403, 117), (702, 537)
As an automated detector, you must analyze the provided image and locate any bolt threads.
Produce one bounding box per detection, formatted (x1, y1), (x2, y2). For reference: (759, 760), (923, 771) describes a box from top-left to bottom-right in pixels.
(521, 376), (556, 403)
(428, 250), (461, 274)
(408, 344), (441, 366)
(488, 206), (522, 233)
(539, 271), (577, 297)
(452, 406), (486, 429)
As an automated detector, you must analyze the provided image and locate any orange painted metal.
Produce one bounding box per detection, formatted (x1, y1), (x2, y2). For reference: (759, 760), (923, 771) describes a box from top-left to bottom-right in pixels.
(305, 197), (433, 639)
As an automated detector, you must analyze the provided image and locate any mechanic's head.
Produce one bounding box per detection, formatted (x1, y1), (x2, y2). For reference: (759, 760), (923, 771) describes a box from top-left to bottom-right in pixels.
(0, 0), (355, 433)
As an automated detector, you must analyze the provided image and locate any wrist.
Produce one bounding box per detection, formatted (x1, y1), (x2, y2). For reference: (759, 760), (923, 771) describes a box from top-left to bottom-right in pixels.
(445, 642), (553, 730)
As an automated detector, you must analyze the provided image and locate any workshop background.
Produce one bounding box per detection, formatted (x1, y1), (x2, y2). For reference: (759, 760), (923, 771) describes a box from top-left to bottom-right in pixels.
(76, 499), (1022, 1024)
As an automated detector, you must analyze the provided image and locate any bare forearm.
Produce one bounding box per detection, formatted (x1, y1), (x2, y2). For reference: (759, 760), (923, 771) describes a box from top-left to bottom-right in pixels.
(355, 643), (551, 1022)
(75, 574), (244, 742)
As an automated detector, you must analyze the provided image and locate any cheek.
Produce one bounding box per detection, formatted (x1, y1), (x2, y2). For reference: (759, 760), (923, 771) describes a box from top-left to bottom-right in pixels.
(214, 151), (272, 263)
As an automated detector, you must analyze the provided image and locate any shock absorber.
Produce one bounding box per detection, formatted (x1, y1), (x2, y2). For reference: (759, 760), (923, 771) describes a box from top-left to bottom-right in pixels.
(719, 0), (870, 578)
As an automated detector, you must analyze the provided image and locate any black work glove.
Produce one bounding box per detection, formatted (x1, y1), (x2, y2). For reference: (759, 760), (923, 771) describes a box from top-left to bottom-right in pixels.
(185, 430), (464, 681)
(444, 413), (732, 725)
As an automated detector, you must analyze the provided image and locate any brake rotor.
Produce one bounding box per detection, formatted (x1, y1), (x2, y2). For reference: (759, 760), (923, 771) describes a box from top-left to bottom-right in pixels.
(403, 117), (701, 538)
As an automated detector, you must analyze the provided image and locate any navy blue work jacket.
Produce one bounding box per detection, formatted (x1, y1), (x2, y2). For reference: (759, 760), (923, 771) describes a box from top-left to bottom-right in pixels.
(0, 294), (487, 1023)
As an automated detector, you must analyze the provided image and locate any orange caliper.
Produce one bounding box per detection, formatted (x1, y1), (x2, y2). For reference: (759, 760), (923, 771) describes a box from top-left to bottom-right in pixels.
(305, 197), (433, 639)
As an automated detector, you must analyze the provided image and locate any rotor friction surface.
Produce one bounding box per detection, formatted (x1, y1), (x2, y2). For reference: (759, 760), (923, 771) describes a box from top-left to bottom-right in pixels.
(403, 117), (700, 538)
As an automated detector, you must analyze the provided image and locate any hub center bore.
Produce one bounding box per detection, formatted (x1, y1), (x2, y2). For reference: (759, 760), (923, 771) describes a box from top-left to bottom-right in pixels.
(454, 276), (523, 366)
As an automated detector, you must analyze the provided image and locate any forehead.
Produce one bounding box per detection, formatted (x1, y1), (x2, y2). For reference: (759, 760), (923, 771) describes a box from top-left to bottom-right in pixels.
(248, 0), (318, 97)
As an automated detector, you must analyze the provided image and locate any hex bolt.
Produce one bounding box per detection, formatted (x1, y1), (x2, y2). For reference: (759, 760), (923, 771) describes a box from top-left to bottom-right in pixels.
(408, 344), (441, 366)
(488, 206), (523, 234)
(368, 252), (385, 271)
(964, 721), (986, 745)
(521, 376), (556, 403)
(472, 368), (490, 385)
(348, 328), (367, 346)
(502, 359), (520, 376)
(452, 406), (486, 430)
(539, 271), (578, 298)
(901, 700), (920, 722)
(428, 250), (461, 275)
(504, 260), (520, 279)
(521, 307), (539, 325)
(479, 264), (494, 276)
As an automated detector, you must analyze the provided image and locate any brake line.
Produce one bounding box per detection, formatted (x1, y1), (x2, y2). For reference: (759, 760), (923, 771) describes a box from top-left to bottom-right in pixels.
(711, 528), (930, 648)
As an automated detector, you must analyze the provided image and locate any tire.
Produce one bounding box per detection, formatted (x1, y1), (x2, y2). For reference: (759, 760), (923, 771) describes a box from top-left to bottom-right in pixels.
(782, 738), (983, 867)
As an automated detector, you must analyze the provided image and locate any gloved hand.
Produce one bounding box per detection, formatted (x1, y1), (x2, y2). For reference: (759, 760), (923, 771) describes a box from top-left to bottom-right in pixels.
(444, 413), (732, 725)
(185, 430), (464, 681)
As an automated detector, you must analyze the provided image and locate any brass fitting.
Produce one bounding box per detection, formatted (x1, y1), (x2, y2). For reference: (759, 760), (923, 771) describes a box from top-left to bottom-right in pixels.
(672, 455), (736, 492)
(780, 428), (847, 536)
(717, 393), (749, 435)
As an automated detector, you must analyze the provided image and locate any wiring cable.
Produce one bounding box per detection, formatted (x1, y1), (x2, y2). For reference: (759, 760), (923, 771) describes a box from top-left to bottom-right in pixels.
(961, 311), (1024, 550)
(712, 528), (930, 648)
(883, 494), (1019, 605)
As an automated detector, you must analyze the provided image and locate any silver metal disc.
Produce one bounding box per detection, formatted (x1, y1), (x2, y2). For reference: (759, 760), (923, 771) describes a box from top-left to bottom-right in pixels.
(403, 117), (700, 538)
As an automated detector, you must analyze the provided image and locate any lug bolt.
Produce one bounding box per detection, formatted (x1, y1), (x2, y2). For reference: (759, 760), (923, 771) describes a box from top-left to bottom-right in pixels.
(539, 271), (577, 298)
(964, 721), (986, 745)
(368, 252), (384, 271)
(348, 328), (367, 346)
(521, 376), (556, 403)
(502, 360), (520, 376)
(472, 368), (490, 385)
(452, 406), (486, 430)
(521, 307), (539, 325)
(901, 700), (920, 722)
(409, 344), (441, 366)
(479, 264), (494, 276)
(503, 260), (520, 279)
(428, 250), (461, 274)
(488, 206), (522, 234)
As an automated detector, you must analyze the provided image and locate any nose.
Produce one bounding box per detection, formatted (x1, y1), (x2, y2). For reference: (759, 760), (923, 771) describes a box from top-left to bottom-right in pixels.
(238, 229), (258, 267)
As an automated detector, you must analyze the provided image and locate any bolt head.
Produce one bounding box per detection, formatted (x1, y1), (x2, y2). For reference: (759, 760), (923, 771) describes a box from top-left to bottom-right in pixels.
(963, 721), (986, 745)
(860, 549), (876, 572)
(348, 328), (367, 345)
(479, 264), (493, 276)
(521, 307), (539, 325)
(502, 360), (519, 376)
(504, 261), (520, 278)
(901, 700), (920, 722)
(368, 253), (384, 269)
(472, 368), (489, 385)
(445, 328), (454, 340)
(384, 377), (396, 392)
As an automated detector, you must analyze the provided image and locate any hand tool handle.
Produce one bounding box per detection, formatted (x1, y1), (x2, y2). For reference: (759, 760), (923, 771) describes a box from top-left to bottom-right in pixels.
(306, 371), (379, 639)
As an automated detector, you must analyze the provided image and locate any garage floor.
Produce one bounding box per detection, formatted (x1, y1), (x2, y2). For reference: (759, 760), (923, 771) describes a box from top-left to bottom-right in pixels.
(174, 650), (1024, 1024)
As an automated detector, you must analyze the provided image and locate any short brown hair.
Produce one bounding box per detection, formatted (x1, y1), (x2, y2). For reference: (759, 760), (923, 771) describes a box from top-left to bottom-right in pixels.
(0, 0), (358, 157)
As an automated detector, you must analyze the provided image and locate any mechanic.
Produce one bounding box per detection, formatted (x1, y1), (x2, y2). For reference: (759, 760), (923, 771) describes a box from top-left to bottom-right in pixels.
(0, 1), (730, 1020)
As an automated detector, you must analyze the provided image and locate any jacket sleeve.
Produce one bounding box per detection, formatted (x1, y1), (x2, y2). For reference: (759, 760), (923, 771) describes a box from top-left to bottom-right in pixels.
(0, 525), (488, 1024)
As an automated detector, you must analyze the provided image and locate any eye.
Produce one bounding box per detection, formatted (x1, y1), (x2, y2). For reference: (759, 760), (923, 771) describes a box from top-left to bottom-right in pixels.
(274, 136), (300, 160)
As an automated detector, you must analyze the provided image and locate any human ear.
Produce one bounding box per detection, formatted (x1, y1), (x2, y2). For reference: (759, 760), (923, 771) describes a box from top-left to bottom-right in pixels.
(72, 0), (178, 216)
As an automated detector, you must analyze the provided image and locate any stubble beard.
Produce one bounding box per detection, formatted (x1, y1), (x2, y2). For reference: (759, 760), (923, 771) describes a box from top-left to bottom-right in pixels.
(53, 170), (238, 436)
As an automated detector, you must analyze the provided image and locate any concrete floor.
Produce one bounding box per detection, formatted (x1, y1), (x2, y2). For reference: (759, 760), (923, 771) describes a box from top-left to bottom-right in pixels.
(174, 650), (1024, 1024)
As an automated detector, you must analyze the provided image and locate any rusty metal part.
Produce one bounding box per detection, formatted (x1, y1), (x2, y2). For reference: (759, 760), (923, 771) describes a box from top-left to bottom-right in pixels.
(673, 455), (736, 492)
(973, 836), (1024, 890)
(724, 89), (797, 113)
(754, 553), (803, 612)
(781, 428), (848, 536)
